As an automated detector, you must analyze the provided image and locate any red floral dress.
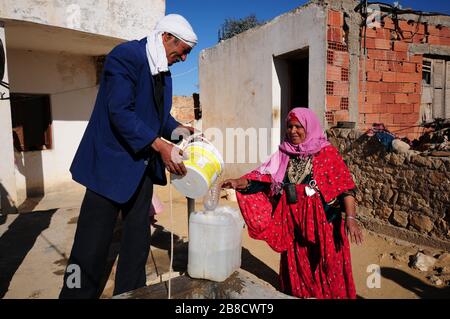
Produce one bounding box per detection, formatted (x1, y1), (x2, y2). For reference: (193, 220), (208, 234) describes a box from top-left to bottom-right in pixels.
(236, 145), (357, 299)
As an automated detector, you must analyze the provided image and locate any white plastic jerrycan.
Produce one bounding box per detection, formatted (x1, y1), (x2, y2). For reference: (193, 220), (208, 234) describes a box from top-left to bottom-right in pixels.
(187, 206), (244, 282)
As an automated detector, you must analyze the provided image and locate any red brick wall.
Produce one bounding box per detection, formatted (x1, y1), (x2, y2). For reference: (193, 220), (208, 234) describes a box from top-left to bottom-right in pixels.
(326, 10), (350, 125)
(326, 9), (450, 140)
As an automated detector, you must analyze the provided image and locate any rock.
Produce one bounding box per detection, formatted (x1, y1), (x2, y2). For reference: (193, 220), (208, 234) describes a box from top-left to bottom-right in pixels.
(392, 139), (410, 153)
(383, 187), (394, 202)
(427, 275), (443, 286)
(437, 253), (450, 265)
(409, 215), (434, 233)
(405, 149), (421, 159)
(429, 171), (446, 185)
(391, 211), (409, 227)
(432, 159), (443, 170)
(373, 188), (381, 201)
(378, 206), (393, 220)
(410, 252), (437, 271)
(411, 197), (429, 209)
(411, 155), (432, 168)
(402, 170), (415, 180)
(389, 153), (405, 166)
(397, 193), (410, 206)
(379, 253), (388, 261)
(391, 191), (399, 206)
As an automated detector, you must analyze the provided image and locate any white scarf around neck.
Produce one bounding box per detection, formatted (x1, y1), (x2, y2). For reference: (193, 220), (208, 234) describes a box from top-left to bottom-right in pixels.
(145, 14), (197, 76)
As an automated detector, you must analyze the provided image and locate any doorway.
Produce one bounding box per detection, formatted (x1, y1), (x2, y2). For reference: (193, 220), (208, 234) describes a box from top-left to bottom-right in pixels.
(273, 47), (309, 143)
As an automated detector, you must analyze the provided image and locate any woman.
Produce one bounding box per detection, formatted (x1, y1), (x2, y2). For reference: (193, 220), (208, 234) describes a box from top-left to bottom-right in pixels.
(222, 107), (363, 299)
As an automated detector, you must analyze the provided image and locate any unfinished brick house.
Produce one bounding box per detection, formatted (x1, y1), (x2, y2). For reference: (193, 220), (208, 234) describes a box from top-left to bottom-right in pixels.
(199, 0), (450, 177)
(326, 1), (450, 140)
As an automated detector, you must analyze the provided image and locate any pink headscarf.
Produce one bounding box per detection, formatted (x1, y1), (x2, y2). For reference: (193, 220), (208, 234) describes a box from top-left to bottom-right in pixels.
(256, 107), (330, 193)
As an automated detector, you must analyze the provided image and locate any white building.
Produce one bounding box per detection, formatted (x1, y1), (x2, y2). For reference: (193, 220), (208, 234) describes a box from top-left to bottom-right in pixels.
(0, 0), (165, 212)
(199, 1), (329, 178)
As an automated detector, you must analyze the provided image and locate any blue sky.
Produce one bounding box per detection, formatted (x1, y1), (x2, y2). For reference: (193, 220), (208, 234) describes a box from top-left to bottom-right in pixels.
(166, 0), (450, 96)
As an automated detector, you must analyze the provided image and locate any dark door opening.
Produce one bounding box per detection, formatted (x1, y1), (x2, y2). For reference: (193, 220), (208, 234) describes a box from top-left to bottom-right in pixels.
(274, 47), (309, 142)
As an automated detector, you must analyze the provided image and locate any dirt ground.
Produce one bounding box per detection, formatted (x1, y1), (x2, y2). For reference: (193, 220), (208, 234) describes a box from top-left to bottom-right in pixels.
(0, 183), (449, 299)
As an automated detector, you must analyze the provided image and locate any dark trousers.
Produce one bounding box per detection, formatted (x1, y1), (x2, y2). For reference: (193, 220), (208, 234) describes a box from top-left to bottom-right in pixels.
(59, 174), (153, 299)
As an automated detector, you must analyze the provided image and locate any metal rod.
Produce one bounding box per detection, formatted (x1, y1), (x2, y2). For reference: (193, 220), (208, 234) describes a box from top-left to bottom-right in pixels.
(187, 197), (195, 231)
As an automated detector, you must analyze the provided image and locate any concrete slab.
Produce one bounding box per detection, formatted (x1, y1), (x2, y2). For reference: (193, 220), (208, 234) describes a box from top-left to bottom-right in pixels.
(113, 269), (295, 299)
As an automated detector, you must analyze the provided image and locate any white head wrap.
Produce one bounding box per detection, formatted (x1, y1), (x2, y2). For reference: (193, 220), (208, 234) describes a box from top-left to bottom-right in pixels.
(146, 14), (197, 75)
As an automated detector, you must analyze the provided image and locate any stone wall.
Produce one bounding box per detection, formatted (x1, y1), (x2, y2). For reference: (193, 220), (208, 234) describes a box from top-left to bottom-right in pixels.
(327, 128), (450, 249)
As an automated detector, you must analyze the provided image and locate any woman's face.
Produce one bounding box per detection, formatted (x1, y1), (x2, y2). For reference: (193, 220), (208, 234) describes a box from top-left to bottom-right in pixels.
(287, 119), (306, 145)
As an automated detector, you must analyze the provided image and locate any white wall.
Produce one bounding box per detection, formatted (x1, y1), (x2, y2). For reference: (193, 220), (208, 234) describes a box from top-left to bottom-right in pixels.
(199, 4), (327, 178)
(0, 25), (18, 212)
(0, 0), (165, 40)
(7, 49), (97, 201)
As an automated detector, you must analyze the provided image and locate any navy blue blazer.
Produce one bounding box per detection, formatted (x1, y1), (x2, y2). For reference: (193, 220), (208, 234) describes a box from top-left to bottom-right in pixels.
(70, 38), (180, 204)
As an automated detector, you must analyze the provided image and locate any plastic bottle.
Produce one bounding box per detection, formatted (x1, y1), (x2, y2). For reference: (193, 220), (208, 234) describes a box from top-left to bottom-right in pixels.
(203, 180), (221, 211)
(188, 206), (244, 282)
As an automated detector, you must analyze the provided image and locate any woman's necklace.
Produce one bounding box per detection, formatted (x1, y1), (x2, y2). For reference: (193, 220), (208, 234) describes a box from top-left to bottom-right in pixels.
(287, 155), (312, 184)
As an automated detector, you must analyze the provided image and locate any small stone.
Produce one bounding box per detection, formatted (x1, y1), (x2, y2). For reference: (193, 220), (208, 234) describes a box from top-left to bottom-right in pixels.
(432, 159), (443, 170)
(378, 206), (393, 220)
(411, 155), (432, 168)
(409, 215), (434, 233)
(391, 211), (409, 228)
(427, 275), (443, 286)
(392, 139), (410, 154)
(379, 253), (388, 261)
(437, 253), (450, 265)
(410, 252), (437, 271)
(383, 187), (394, 202)
(389, 153), (405, 166)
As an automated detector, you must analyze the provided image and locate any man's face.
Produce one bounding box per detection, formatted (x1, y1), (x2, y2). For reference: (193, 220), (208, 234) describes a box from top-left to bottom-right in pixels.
(162, 33), (192, 66)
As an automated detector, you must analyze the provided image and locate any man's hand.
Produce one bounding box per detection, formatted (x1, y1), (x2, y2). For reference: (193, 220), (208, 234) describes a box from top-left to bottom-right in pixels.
(151, 138), (187, 176)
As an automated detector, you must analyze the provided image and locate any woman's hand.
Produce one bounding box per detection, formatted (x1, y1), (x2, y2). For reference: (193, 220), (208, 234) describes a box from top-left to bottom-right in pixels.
(221, 178), (249, 190)
(345, 217), (364, 245)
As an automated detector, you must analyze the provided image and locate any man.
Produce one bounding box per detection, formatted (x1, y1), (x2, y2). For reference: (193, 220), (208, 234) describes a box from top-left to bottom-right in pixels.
(59, 14), (197, 298)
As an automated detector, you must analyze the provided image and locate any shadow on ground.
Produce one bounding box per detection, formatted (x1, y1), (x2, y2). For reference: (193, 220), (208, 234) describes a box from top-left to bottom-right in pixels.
(381, 267), (450, 299)
(0, 209), (56, 298)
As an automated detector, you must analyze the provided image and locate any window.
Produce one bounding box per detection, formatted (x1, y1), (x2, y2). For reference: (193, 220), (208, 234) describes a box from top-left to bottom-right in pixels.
(420, 57), (450, 122)
(10, 93), (52, 152)
(422, 60), (431, 85)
